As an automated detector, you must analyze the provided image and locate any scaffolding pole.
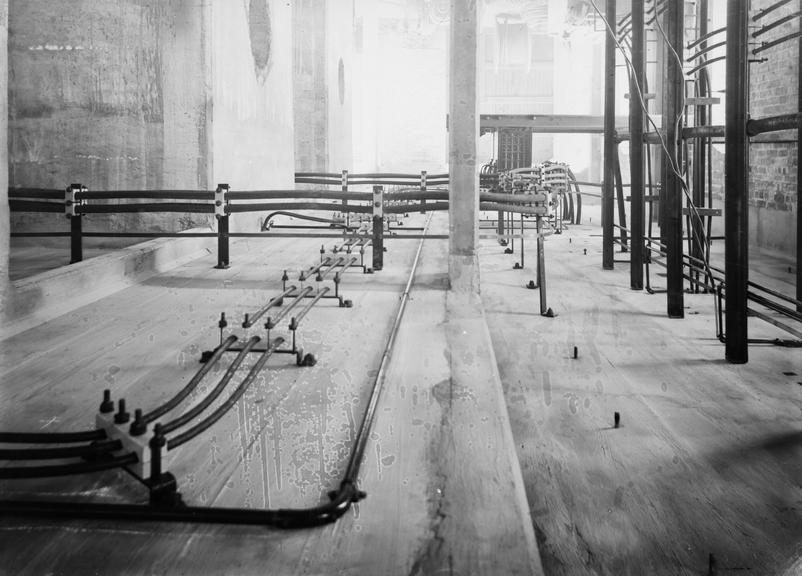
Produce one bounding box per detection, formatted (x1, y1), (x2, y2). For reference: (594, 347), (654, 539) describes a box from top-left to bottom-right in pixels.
(602, 0), (617, 270)
(630, 0), (645, 289)
(664, 0), (685, 318)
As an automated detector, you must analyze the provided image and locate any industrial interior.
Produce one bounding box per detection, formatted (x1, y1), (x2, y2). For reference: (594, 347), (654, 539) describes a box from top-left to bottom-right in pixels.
(0, 0), (800, 574)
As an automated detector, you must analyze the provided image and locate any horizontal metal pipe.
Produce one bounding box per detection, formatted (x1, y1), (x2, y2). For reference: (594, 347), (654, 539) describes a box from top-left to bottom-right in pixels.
(167, 337), (285, 450)
(687, 39), (727, 61)
(143, 335), (238, 424)
(687, 25), (727, 49)
(685, 55), (727, 77)
(8, 200), (64, 213)
(753, 0), (793, 21)
(244, 286), (298, 328)
(317, 257), (346, 281)
(228, 190), (372, 201)
(7, 188), (64, 199)
(0, 489), (357, 528)
(77, 191), (215, 201)
(0, 452), (138, 479)
(747, 113), (801, 135)
(290, 287), (330, 329)
(10, 232), (71, 237)
(267, 286), (315, 328)
(344, 213), (430, 486)
(753, 30), (802, 53)
(80, 203), (215, 214)
(479, 202), (545, 215)
(384, 190), (450, 201)
(385, 202), (449, 214)
(747, 291), (802, 322)
(82, 232), (217, 238)
(293, 178), (342, 186)
(746, 308), (802, 339)
(302, 257), (333, 280)
(0, 439), (122, 461)
(682, 125), (726, 139)
(161, 336), (261, 435)
(0, 429), (107, 444)
(226, 202), (372, 215)
(753, 10), (802, 37)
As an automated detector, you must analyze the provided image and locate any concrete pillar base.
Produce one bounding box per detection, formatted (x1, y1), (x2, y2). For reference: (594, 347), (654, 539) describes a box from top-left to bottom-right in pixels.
(448, 254), (481, 300)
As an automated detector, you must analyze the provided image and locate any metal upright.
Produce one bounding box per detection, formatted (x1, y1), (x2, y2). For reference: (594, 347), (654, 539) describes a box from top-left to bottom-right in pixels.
(602, 0), (617, 270)
(798, 33), (801, 313)
(725, 0), (749, 362)
(691, 0), (709, 293)
(663, 0), (685, 318)
(629, 0), (645, 289)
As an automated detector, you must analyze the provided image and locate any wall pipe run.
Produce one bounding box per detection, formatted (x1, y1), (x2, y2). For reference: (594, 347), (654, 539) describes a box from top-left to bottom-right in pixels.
(629, 0), (645, 290)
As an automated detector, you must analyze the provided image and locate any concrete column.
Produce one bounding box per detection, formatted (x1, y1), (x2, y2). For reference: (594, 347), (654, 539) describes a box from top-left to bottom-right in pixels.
(0, 0), (9, 323)
(448, 0), (479, 292)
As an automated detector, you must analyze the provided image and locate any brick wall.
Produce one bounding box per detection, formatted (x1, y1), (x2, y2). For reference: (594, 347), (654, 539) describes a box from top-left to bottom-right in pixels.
(747, 0), (799, 253)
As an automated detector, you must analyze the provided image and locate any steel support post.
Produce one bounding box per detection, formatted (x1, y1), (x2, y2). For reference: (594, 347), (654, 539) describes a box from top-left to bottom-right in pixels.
(536, 216), (547, 315)
(724, 0), (749, 362)
(66, 184), (83, 264)
(629, 0), (645, 289)
(664, 0), (685, 318)
(691, 0), (709, 293)
(613, 148), (629, 249)
(372, 185), (384, 271)
(602, 0), (616, 269)
(69, 214), (83, 264)
(215, 184), (230, 269)
(342, 170), (349, 229)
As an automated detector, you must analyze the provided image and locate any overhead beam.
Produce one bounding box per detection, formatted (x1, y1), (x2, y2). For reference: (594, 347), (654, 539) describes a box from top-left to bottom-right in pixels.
(602, 0), (617, 270)
(479, 114), (628, 134)
(629, 0), (645, 290)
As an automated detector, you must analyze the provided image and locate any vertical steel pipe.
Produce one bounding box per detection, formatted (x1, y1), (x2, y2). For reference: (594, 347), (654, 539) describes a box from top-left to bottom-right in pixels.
(798, 34), (801, 313)
(216, 215), (230, 269)
(372, 185), (384, 271)
(664, 0), (685, 318)
(602, 0), (617, 270)
(691, 0), (709, 293)
(629, 0), (645, 289)
(69, 215), (82, 264)
(725, 0), (749, 362)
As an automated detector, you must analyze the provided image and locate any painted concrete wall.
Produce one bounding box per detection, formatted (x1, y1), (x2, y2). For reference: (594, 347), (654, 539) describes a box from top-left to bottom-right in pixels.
(8, 1), (211, 235)
(211, 0), (294, 199)
(293, 0), (328, 172)
(326, 0), (354, 173)
(293, 0), (354, 174)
